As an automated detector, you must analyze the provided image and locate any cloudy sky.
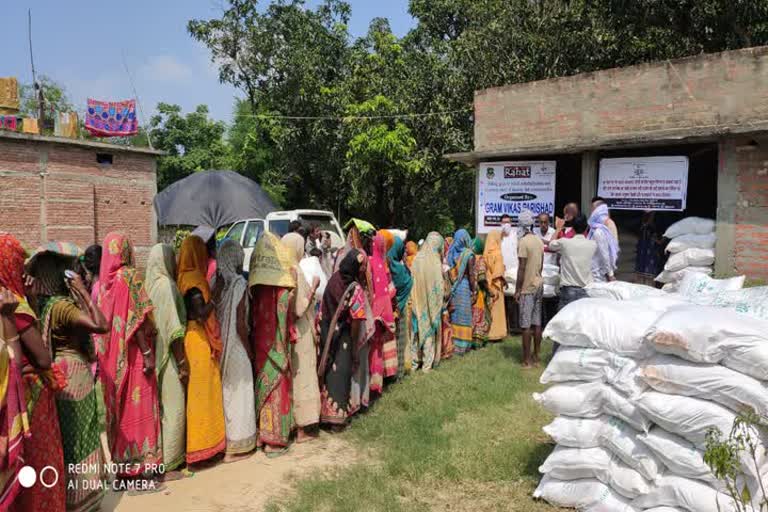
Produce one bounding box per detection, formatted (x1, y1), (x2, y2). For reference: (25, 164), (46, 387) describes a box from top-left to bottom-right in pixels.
(5, 0), (414, 122)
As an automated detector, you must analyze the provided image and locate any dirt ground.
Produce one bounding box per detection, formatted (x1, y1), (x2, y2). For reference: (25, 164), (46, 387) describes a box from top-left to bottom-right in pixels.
(104, 433), (355, 512)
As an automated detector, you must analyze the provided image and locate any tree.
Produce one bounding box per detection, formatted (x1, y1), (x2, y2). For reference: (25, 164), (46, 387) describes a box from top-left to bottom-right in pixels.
(148, 103), (231, 190)
(19, 75), (73, 118)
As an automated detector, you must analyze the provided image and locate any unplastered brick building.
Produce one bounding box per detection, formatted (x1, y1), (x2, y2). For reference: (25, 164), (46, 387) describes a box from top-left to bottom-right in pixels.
(448, 46), (768, 281)
(0, 131), (163, 265)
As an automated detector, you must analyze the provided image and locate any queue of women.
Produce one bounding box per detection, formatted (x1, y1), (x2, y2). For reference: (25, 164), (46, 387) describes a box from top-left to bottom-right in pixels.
(0, 218), (510, 512)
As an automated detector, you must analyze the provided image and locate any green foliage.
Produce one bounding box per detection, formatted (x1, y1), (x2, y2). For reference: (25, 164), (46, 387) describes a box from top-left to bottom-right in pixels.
(173, 229), (191, 251)
(149, 103), (232, 190)
(19, 75), (72, 118)
(705, 412), (768, 511)
(189, 0), (768, 238)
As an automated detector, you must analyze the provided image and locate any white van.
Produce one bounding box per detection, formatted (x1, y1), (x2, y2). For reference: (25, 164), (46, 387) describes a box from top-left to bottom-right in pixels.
(223, 210), (344, 272)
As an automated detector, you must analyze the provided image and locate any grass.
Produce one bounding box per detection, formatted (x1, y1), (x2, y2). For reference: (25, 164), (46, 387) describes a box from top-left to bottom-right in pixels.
(267, 338), (558, 512)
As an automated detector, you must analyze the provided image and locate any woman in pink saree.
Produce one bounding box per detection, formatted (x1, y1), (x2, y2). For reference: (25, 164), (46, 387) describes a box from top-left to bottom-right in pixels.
(95, 233), (162, 478)
(367, 234), (396, 394)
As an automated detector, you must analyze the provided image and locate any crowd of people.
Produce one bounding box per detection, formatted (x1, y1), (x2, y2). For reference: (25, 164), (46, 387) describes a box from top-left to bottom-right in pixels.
(0, 197), (620, 512)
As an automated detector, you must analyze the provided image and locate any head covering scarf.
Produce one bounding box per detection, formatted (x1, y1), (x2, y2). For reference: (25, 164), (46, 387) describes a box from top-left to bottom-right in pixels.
(145, 244), (187, 374)
(335, 225), (374, 297)
(177, 235), (223, 357)
(95, 233), (153, 415)
(472, 237), (485, 255)
(410, 232), (445, 341)
(0, 234), (36, 319)
(588, 204), (620, 267)
(484, 231), (505, 283)
(404, 241), (418, 269)
(387, 237), (412, 313)
(518, 209), (534, 238)
(215, 240), (249, 370)
(281, 233), (305, 262)
(369, 235), (395, 330)
(282, 232), (315, 318)
(322, 249), (367, 324)
(446, 229), (472, 268)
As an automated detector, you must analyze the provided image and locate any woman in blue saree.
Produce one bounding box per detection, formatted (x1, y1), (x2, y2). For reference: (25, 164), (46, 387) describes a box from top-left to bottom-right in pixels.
(446, 230), (476, 355)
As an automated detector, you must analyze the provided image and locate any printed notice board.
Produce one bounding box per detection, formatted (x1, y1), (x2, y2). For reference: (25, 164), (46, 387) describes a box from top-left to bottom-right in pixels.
(476, 161), (556, 233)
(598, 156), (689, 211)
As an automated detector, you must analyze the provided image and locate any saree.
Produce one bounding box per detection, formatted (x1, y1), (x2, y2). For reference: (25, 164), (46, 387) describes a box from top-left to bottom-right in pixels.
(484, 231), (508, 341)
(177, 236), (226, 464)
(387, 238), (413, 378)
(447, 230), (474, 355)
(251, 286), (293, 448)
(95, 233), (161, 475)
(145, 244), (187, 470)
(409, 233), (445, 371)
(471, 239), (492, 345)
(318, 250), (367, 425)
(369, 235), (396, 390)
(216, 240), (256, 455)
(281, 233), (321, 428)
(44, 297), (105, 511)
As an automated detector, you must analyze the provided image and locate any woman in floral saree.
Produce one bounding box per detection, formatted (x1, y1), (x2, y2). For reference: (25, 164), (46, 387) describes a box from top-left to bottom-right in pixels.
(409, 233), (445, 372)
(95, 233), (161, 478)
(145, 244), (188, 473)
(387, 237), (413, 378)
(215, 240), (257, 461)
(484, 231), (508, 342)
(446, 230), (476, 355)
(318, 249), (368, 427)
(177, 235), (226, 465)
(249, 233), (295, 454)
(27, 243), (108, 511)
(471, 238), (492, 346)
(368, 234), (396, 394)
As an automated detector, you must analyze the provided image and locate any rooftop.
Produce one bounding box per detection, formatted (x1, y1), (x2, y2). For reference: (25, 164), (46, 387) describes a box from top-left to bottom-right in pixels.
(0, 130), (166, 156)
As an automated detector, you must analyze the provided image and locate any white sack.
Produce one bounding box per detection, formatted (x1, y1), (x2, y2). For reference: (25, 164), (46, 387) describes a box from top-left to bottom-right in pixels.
(542, 263), (560, 286)
(540, 347), (646, 397)
(664, 248), (715, 272)
(641, 354), (768, 416)
(533, 475), (638, 511)
(299, 257), (328, 301)
(655, 266), (712, 284)
(543, 415), (660, 480)
(647, 305), (768, 380)
(691, 285), (768, 321)
(642, 508), (686, 512)
(539, 446), (651, 499)
(635, 391), (737, 448)
(631, 475), (738, 512)
(662, 282), (679, 293)
(663, 217), (716, 239)
(543, 284), (557, 298)
(637, 428), (720, 487)
(585, 281), (666, 301)
(677, 272), (745, 297)
(665, 232), (717, 253)
(543, 299), (658, 358)
(533, 381), (651, 432)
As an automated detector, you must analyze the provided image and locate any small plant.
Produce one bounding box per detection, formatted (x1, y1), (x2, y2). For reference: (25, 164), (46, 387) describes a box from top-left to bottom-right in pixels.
(705, 411), (768, 512)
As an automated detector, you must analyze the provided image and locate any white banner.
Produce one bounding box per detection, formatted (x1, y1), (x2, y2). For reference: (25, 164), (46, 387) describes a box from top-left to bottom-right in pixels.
(598, 156), (689, 211)
(476, 161), (556, 234)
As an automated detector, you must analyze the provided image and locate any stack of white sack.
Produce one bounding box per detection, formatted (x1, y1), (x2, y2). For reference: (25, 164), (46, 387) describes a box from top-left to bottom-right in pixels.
(533, 296), (765, 512)
(656, 217), (716, 292)
(542, 263), (560, 298)
(585, 281), (668, 301)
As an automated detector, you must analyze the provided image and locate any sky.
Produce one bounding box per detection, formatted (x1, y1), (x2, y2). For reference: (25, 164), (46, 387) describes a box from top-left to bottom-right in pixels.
(5, 0), (415, 122)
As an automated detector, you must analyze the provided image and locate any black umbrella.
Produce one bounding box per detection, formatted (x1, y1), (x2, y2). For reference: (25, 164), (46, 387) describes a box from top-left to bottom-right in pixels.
(154, 170), (277, 228)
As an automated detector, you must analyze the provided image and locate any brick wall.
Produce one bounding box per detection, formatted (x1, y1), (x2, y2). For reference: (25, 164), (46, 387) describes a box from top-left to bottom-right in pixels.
(475, 46), (768, 153)
(0, 136), (158, 266)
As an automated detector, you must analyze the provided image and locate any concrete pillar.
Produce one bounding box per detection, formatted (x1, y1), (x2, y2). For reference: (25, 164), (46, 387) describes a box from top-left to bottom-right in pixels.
(581, 151), (598, 213)
(715, 138), (739, 276)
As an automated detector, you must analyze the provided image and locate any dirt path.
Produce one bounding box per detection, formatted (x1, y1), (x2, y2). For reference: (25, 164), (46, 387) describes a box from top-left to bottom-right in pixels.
(104, 433), (355, 512)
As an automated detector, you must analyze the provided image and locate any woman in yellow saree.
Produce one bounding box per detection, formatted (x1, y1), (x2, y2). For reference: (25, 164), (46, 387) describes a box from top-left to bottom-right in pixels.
(483, 231), (508, 342)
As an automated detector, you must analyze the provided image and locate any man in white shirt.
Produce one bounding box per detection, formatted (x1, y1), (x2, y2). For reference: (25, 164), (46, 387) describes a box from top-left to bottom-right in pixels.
(536, 213), (557, 266)
(548, 214), (597, 311)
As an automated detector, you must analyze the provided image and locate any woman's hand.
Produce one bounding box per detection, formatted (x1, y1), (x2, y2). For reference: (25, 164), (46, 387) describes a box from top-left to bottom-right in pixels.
(0, 288), (19, 317)
(142, 351), (155, 374)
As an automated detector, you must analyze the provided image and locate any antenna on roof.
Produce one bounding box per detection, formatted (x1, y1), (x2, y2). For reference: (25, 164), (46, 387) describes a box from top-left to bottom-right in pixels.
(121, 50), (154, 150)
(28, 9), (45, 124)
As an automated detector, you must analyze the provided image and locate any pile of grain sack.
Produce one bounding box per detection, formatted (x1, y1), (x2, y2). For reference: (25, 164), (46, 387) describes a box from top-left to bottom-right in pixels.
(532, 274), (768, 512)
(654, 217), (717, 292)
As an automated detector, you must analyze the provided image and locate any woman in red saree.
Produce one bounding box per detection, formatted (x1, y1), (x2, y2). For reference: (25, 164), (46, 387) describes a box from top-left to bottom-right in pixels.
(249, 233), (295, 455)
(95, 233), (161, 478)
(368, 234), (396, 393)
(2, 236), (65, 512)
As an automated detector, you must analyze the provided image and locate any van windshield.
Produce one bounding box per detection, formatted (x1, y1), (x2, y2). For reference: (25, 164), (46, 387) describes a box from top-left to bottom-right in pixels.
(299, 214), (337, 234)
(269, 220), (291, 237)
